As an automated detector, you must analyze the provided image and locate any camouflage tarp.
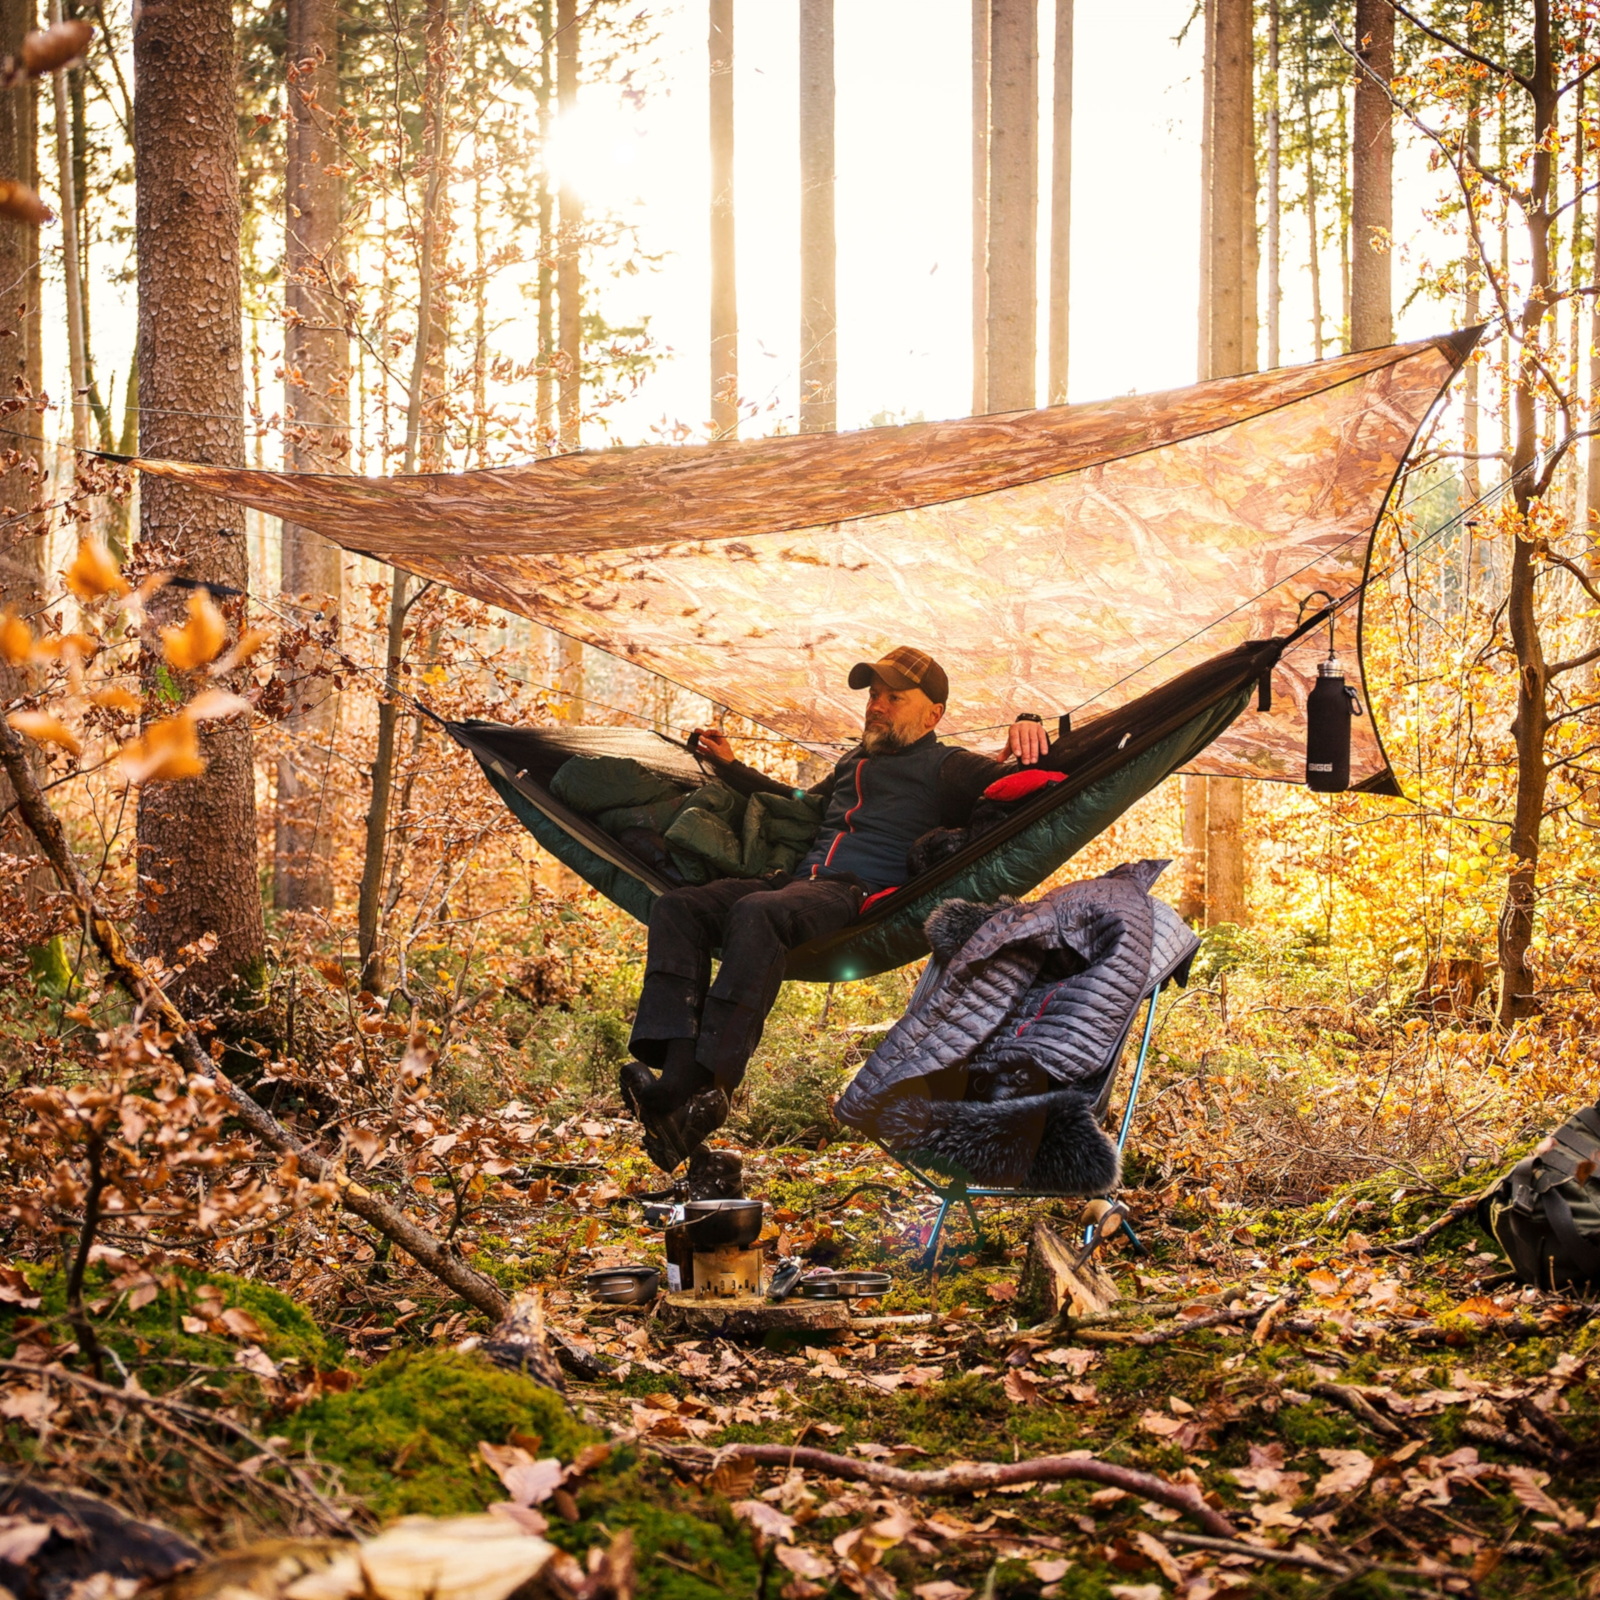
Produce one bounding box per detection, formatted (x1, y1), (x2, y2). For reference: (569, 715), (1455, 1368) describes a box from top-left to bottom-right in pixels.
(129, 330), (1474, 787)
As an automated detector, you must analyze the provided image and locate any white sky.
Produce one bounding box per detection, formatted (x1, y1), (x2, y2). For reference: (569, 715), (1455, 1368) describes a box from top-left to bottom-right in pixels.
(50, 0), (1464, 461)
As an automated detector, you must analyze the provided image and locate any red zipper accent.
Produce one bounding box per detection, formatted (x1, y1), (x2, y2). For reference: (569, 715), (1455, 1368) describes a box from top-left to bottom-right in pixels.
(1016, 979), (1070, 1037)
(822, 758), (866, 868)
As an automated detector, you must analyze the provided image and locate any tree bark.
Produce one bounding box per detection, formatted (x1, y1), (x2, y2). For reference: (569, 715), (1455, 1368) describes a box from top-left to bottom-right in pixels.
(1301, 17), (1323, 360)
(1349, 0), (1393, 351)
(1265, 0), (1279, 368)
(535, 0), (554, 452)
(133, 0), (265, 995)
(276, 0), (346, 914)
(708, 0), (736, 437)
(1197, 0), (1213, 378)
(0, 0), (46, 907)
(557, 0), (581, 450)
(1178, 772), (1207, 925)
(1462, 85), (1481, 511)
(1046, 0), (1071, 405)
(48, 0), (86, 456)
(1189, 0), (1252, 927)
(985, 0), (1036, 413)
(798, 0), (835, 434)
(1498, 3), (1557, 1023)
(358, 0), (450, 993)
(970, 0), (988, 413)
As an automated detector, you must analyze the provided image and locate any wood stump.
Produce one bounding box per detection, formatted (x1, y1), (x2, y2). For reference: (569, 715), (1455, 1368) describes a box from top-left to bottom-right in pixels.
(1019, 1217), (1119, 1321)
(1416, 957), (1487, 1019)
(654, 1291), (851, 1341)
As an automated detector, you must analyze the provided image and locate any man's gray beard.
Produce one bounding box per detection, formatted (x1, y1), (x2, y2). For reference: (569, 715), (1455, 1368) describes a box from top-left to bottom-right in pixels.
(862, 723), (913, 756)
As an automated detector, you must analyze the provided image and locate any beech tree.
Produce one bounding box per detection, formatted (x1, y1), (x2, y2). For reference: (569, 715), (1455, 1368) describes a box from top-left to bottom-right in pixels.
(132, 0), (265, 993)
(985, 0), (1037, 413)
(275, 0), (347, 913)
(1349, 0), (1394, 350)
(799, 0), (835, 434)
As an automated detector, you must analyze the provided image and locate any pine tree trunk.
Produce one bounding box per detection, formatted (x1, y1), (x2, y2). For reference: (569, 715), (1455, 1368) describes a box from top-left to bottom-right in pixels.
(1197, 0), (1213, 378)
(1265, 0), (1279, 369)
(48, 0), (86, 456)
(535, 0), (553, 452)
(1046, 0), (1071, 405)
(557, 0), (581, 450)
(1349, 0), (1393, 351)
(985, 0), (1037, 412)
(1302, 43), (1323, 360)
(799, 0), (835, 433)
(970, 0), (988, 414)
(0, 0), (47, 906)
(708, 0), (737, 437)
(1200, 0), (1252, 927)
(133, 0), (265, 994)
(276, 0), (346, 914)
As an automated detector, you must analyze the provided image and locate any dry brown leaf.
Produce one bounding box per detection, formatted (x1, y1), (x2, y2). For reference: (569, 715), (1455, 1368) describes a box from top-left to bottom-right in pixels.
(1132, 1531), (1183, 1585)
(708, 1458), (758, 1498)
(1315, 1447), (1374, 1496)
(219, 1306), (266, 1340)
(116, 713), (204, 784)
(160, 591), (227, 670)
(208, 624), (269, 677)
(88, 684), (141, 713)
(20, 19), (92, 74)
(776, 1546), (833, 1582)
(62, 538), (124, 602)
(187, 687), (251, 722)
(0, 609), (32, 665)
(984, 1279), (1018, 1303)
(1003, 1368), (1042, 1405)
(0, 1520), (52, 1564)
(7, 710), (81, 755)
(732, 1500), (796, 1545)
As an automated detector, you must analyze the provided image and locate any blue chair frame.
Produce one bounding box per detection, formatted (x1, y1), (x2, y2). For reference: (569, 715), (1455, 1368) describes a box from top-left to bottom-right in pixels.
(877, 980), (1165, 1266)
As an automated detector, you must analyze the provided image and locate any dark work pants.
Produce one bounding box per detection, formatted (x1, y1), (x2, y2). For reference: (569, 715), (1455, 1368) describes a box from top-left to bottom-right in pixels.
(630, 873), (864, 1090)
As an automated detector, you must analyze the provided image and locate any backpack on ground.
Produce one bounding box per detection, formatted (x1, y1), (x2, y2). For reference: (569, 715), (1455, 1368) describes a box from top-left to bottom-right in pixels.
(1478, 1102), (1600, 1289)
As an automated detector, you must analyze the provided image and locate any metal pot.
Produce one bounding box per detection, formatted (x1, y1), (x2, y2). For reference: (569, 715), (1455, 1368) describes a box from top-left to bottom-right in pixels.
(682, 1197), (764, 1249)
(583, 1265), (662, 1305)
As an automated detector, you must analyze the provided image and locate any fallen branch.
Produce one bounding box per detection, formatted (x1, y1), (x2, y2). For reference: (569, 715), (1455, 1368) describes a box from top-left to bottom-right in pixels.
(1309, 1381), (1415, 1443)
(1459, 1417), (1566, 1465)
(1159, 1531), (1352, 1576)
(0, 716), (508, 1325)
(0, 1356), (355, 1535)
(653, 1442), (1235, 1538)
(1133, 1297), (1282, 1348)
(1384, 1190), (1492, 1255)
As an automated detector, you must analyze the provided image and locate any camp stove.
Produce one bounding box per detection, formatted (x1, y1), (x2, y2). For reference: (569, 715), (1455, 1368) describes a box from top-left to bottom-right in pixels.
(651, 1197), (766, 1297)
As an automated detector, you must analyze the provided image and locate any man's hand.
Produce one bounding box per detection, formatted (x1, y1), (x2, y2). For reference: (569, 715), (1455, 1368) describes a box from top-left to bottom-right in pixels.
(1004, 718), (1050, 768)
(692, 727), (735, 764)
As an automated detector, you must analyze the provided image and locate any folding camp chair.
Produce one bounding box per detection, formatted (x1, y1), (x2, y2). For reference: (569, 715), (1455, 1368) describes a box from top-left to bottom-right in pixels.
(879, 976), (1166, 1267)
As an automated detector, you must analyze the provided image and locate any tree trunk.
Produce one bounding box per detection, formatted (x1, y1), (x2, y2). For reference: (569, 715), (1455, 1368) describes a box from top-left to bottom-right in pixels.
(1302, 44), (1323, 359)
(985, 0), (1037, 413)
(1177, 772), (1207, 924)
(1462, 85), (1481, 510)
(1349, 0), (1393, 351)
(535, 0), (553, 452)
(1197, 0), (1213, 378)
(1336, 95), (1351, 351)
(48, 0), (86, 457)
(971, 0), (988, 413)
(708, 0), (736, 437)
(798, 0), (835, 433)
(1266, 0), (1279, 369)
(1046, 0), (1071, 405)
(276, 0), (346, 914)
(1498, 2), (1557, 1024)
(1199, 0), (1253, 926)
(133, 0), (265, 995)
(357, 0), (450, 993)
(1241, 63), (1258, 373)
(557, 0), (581, 450)
(0, 0), (46, 907)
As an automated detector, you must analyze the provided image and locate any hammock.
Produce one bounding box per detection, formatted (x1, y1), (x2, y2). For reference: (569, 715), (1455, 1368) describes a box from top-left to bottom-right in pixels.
(120, 332), (1476, 979)
(447, 636), (1283, 983)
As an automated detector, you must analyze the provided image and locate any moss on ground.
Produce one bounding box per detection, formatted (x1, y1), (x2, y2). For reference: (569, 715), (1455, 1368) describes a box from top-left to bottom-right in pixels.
(287, 1349), (597, 1518)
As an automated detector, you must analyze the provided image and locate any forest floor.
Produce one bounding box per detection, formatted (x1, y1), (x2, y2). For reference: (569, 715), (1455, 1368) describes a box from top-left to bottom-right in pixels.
(4, 924), (1600, 1600)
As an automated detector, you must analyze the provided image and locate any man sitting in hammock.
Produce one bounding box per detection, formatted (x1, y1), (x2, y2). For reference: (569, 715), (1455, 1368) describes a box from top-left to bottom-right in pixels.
(621, 645), (1051, 1173)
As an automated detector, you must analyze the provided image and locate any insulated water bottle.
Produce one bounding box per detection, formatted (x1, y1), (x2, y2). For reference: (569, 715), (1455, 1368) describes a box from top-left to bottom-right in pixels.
(1304, 657), (1364, 792)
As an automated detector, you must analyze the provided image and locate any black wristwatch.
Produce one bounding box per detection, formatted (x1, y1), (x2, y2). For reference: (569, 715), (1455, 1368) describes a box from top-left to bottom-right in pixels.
(1016, 713), (1043, 725)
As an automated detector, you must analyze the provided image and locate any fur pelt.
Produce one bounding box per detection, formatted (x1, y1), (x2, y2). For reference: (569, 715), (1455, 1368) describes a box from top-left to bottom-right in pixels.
(872, 1085), (1119, 1193)
(923, 897), (1015, 963)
